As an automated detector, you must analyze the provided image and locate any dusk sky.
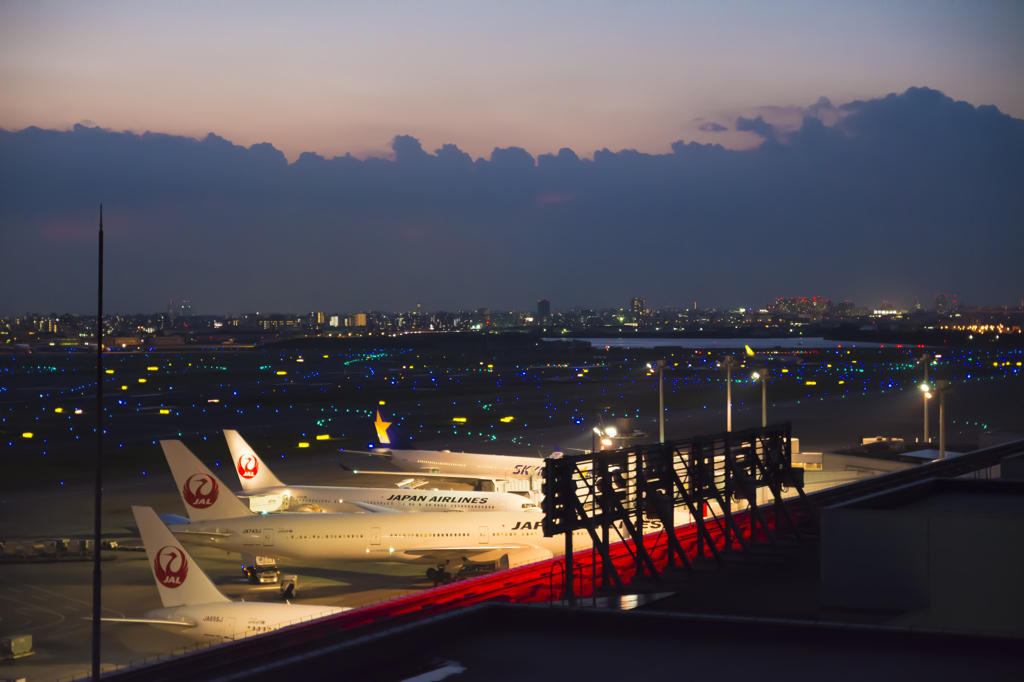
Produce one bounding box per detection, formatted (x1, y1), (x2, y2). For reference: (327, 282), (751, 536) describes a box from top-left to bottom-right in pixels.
(3, 1), (1022, 161)
(1, 1), (1022, 315)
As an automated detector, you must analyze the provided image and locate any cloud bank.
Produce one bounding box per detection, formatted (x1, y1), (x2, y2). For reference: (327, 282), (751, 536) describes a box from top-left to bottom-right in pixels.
(1, 87), (1021, 315)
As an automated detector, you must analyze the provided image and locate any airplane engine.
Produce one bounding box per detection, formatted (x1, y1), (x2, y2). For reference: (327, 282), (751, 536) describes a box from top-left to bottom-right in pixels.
(499, 547), (554, 570)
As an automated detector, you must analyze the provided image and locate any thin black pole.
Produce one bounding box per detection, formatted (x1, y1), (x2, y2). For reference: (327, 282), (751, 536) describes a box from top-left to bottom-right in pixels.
(92, 205), (103, 680)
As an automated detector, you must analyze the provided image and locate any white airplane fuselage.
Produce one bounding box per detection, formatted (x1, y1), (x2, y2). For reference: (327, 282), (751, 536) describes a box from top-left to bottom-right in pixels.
(170, 511), (597, 565)
(141, 602), (343, 642)
(241, 485), (537, 513)
(381, 448), (548, 479)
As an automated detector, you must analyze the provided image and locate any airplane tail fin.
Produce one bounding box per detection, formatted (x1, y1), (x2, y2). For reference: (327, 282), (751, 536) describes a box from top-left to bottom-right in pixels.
(160, 440), (254, 521)
(132, 505), (229, 608)
(223, 430), (285, 490)
(745, 344), (756, 357)
(372, 408), (406, 449)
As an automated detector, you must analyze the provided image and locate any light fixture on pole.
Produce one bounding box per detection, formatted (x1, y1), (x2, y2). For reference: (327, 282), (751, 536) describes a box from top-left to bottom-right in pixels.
(722, 355), (736, 432)
(593, 425), (617, 450)
(752, 367), (768, 427)
(648, 360), (667, 442)
(917, 352), (933, 442)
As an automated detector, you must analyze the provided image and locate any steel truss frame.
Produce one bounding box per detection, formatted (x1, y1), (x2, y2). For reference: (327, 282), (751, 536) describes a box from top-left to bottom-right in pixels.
(542, 424), (809, 598)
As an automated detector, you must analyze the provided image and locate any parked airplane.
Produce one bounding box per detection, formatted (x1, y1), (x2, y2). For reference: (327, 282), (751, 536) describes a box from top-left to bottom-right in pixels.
(342, 410), (559, 487)
(161, 438), (612, 583)
(221, 430), (539, 513)
(743, 344), (807, 366)
(102, 506), (344, 641)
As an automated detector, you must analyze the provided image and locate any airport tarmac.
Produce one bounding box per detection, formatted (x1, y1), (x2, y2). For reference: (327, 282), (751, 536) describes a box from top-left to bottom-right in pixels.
(0, 462), (462, 682)
(3, 341), (1021, 679)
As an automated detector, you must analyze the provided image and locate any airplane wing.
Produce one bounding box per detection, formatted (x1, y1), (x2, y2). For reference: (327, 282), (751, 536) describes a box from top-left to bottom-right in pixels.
(339, 466), (504, 483)
(370, 545), (530, 563)
(100, 617), (196, 627)
(171, 529), (232, 538)
(398, 545), (527, 555)
(347, 501), (403, 514)
(382, 544), (554, 567)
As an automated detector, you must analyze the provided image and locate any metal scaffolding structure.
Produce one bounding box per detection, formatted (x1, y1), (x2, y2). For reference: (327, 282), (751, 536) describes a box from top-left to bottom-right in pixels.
(542, 424), (809, 599)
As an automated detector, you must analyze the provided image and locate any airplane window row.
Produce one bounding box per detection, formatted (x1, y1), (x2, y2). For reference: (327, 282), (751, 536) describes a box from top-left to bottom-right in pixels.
(386, 532), (469, 538)
(287, 534), (364, 539)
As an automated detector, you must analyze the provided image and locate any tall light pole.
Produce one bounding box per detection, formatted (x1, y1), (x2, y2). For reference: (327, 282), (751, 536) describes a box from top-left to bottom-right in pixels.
(918, 352), (932, 442)
(753, 367), (768, 427)
(722, 355), (736, 432)
(649, 360), (666, 442)
(92, 205), (103, 682)
(936, 380), (951, 460)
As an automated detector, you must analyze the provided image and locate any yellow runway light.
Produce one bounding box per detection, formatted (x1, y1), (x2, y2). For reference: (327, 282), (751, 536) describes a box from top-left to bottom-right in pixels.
(806, 381), (816, 385)
(276, 371), (287, 375)
(54, 408), (63, 413)
(159, 409), (170, 414)
(105, 369), (114, 374)
(453, 417), (467, 423)
(298, 442), (310, 448)
(138, 378), (146, 383)
(500, 416), (514, 423)
(316, 434), (329, 440)
(147, 366), (159, 371)
(22, 432), (33, 438)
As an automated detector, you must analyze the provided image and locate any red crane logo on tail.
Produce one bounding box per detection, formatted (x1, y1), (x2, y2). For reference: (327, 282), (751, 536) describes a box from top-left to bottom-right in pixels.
(237, 453), (259, 479)
(182, 473), (219, 509)
(153, 546), (188, 588)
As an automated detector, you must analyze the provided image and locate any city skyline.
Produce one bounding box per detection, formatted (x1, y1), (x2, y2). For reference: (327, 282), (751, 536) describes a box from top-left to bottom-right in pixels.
(3, 291), (1013, 320)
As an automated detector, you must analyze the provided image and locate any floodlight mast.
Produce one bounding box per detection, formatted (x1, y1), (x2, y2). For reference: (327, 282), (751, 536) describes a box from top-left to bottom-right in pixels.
(723, 355), (736, 432)
(937, 380), (951, 460)
(753, 368), (768, 427)
(919, 352), (933, 442)
(653, 359), (666, 442)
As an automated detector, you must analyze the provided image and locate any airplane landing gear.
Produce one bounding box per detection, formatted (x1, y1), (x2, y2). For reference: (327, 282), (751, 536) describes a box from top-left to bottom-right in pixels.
(429, 561), (460, 586)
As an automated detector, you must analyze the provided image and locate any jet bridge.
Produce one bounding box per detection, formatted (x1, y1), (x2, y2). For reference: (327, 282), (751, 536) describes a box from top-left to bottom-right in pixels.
(541, 424), (810, 599)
